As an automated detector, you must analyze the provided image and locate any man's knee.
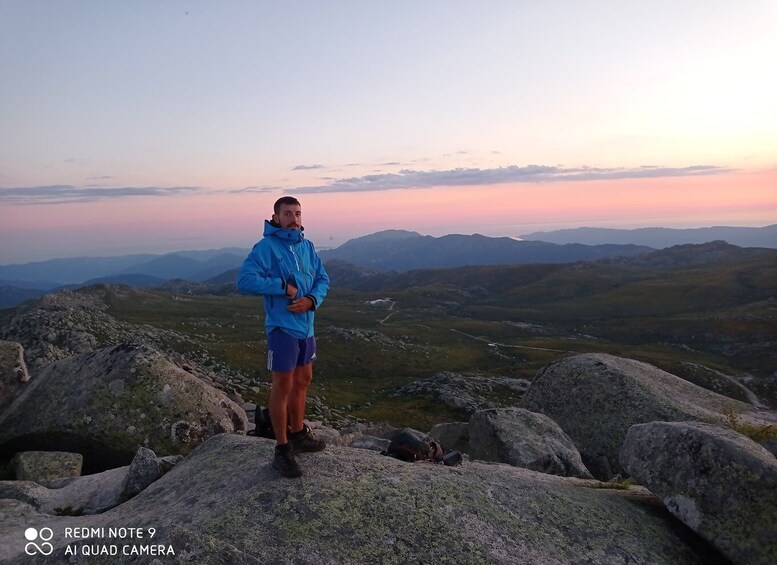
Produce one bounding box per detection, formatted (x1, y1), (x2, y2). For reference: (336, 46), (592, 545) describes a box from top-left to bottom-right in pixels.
(292, 364), (313, 388)
(271, 371), (294, 394)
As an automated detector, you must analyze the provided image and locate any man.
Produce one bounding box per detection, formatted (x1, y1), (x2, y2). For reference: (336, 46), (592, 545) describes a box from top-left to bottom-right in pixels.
(237, 196), (330, 478)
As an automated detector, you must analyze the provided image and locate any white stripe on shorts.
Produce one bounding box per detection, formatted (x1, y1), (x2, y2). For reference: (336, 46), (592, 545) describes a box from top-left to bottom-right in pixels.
(267, 349), (273, 371)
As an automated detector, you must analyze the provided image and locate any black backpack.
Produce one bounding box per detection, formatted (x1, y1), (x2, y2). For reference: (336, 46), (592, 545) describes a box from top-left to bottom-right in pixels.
(247, 406), (275, 439)
(383, 428), (462, 466)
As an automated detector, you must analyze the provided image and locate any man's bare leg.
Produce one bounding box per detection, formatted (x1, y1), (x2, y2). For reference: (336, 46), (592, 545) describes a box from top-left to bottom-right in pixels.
(288, 363), (313, 433)
(286, 362), (325, 452)
(269, 369), (303, 477)
(269, 370), (293, 445)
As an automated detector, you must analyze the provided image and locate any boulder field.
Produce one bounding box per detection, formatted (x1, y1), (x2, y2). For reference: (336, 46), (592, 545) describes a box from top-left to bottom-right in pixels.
(1, 334), (775, 563)
(521, 353), (776, 480)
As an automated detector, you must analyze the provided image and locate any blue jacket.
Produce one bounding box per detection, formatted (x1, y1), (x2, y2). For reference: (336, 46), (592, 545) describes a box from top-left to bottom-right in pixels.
(237, 221), (329, 339)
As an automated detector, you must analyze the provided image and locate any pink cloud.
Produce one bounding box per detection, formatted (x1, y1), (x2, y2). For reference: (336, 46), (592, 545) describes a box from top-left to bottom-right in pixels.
(2, 169), (774, 263)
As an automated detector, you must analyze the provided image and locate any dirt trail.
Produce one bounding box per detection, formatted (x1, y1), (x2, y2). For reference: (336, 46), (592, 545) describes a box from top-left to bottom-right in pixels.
(450, 328), (576, 354)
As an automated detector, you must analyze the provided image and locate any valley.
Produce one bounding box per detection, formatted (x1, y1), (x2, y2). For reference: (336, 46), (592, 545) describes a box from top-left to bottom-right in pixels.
(101, 250), (777, 430)
(3, 240), (775, 433)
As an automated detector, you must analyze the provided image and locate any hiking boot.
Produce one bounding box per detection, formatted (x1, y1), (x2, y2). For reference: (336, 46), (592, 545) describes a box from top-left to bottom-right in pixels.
(289, 424), (326, 453)
(272, 444), (302, 478)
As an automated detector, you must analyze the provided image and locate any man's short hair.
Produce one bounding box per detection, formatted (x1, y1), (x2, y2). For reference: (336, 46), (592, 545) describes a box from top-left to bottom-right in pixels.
(274, 196), (301, 215)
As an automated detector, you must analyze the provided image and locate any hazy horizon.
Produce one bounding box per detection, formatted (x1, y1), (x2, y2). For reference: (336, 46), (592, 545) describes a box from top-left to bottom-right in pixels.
(2, 3), (775, 265)
(2, 220), (775, 266)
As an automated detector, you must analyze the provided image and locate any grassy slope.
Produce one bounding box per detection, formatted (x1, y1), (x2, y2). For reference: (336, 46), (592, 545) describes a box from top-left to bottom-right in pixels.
(96, 253), (776, 429)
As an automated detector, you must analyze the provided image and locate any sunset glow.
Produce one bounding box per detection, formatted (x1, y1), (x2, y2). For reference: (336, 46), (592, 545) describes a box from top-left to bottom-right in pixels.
(1, 2), (776, 263)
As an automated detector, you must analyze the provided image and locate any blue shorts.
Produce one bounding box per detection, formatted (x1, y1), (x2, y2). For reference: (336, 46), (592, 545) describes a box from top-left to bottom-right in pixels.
(267, 329), (317, 372)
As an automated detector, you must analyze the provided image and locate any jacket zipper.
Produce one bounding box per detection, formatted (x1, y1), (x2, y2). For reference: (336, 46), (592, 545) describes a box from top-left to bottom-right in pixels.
(275, 239), (314, 336)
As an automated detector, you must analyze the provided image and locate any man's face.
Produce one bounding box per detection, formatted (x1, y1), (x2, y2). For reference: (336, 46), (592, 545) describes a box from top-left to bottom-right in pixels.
(273, 203), (302, 229)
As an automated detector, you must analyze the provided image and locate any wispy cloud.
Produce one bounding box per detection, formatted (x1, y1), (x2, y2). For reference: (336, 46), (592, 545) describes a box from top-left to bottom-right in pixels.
(228, 186), (278, 194)
(292, 164), (325, 171)
(0, 185), (202, 205)
(290, 164), (733, 194)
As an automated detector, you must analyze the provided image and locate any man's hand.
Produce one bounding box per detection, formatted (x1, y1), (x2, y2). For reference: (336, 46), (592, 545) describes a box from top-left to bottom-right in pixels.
(287, 296), (314, 313)
(285, 282), (298, 299)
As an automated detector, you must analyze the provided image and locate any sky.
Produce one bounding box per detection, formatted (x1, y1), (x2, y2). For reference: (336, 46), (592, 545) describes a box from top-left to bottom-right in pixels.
(1, 1), (776, 264)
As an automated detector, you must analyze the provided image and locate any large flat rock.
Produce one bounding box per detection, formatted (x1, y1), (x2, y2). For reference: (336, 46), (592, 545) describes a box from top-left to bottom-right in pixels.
(0, 434), (725, 564)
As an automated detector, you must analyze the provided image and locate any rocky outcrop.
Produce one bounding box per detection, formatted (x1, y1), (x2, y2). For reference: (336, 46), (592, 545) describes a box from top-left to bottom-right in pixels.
(0, 288), (263, 404)
(120, 447), (163, 498)
(393, 371), (531, 415)
(468, 408), (593, 479)
(0, 343), (247, 472)
(0, 340), (30, 414)
(620, 421), (777, 565)
(0, 291), (106, 368)
(325, 325), (415, 350)
(0, 434), (726, 564)
(521, 353), (768, 479)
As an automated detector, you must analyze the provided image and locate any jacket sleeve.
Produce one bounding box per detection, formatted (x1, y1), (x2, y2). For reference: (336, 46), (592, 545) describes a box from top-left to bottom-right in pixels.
(306, 242), (330, 308)
(236, 243), (286, 296)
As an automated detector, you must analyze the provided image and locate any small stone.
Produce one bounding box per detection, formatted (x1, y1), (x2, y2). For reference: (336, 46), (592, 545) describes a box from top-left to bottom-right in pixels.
(13, 451), (83, 482)
(121, 447), (163, 498)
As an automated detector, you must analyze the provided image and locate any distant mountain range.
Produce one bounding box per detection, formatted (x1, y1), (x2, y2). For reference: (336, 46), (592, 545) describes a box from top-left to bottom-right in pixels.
(0, 248), (250, 308)
(1, 224), (774, 308)
(520, 224), (777, 248)
(325, 240), (777, 292)
(317, 230), (651, 271)
(0, 248), (249, 286)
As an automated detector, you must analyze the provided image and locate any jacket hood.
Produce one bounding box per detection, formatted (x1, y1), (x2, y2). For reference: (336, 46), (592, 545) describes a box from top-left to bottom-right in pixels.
(263, 220), (304, 243)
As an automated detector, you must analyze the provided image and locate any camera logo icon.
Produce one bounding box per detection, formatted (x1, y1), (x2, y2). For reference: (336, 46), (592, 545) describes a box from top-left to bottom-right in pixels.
(24, 527), (54, 556)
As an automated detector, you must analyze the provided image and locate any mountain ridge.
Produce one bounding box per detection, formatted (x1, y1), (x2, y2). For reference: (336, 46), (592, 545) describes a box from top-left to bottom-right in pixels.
(2, 225), (774, 309)
(520, 223), (777, 248)
(0, 247), (252, 285)
(319, 232), (652, 271)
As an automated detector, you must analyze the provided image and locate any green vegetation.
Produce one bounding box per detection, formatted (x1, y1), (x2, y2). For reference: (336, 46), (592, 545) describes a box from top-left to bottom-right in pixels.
(86, 251), (777, 429)
(723, 406), (777, 442)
